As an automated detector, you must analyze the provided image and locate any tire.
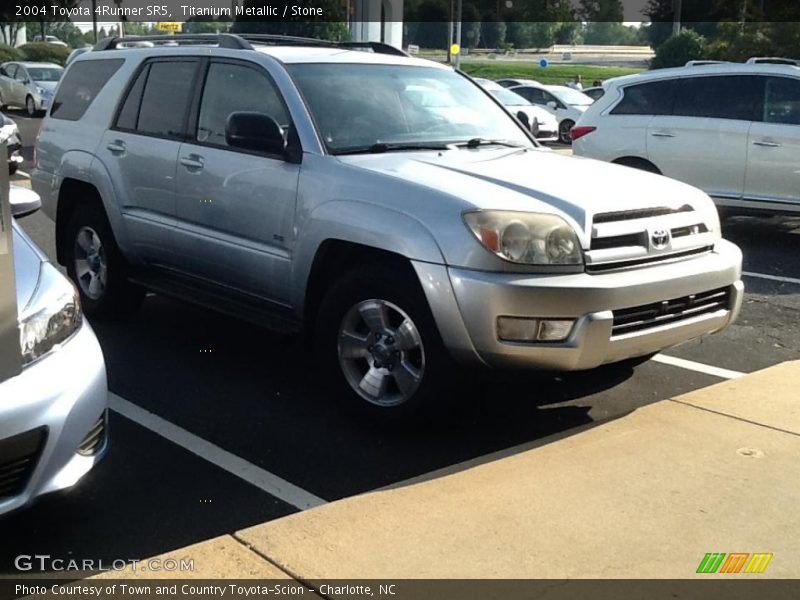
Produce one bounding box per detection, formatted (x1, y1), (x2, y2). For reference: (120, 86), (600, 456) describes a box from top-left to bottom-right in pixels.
(315, 264), (457, 422)
(558, 119), (575, 144)
(64, 203), (145, 318)
(25, 95), (36, 117)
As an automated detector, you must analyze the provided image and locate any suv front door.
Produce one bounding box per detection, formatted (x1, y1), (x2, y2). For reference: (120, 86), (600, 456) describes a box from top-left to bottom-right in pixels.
(173, 59), (300, 304)
(744, 75), (800, 207)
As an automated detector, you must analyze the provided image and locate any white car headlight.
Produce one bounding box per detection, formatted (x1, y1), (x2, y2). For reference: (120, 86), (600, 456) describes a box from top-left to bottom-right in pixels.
(19, 265), (82, 366)
(463, 210), (583, 266)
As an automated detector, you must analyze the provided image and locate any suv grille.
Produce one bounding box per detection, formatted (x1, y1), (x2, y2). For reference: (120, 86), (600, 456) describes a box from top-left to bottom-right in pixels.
(587, 205), (714, 271)
(77, 411), (108, 456)
(612, 287), (731, 336)
(0, 427), (47, 500)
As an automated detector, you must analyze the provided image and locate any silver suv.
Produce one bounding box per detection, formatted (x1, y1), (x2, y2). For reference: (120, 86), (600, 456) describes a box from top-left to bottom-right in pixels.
(33, 34), (744, 419)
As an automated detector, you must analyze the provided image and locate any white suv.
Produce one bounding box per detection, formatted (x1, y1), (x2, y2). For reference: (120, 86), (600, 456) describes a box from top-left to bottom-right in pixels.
(573, 62), (800, 215)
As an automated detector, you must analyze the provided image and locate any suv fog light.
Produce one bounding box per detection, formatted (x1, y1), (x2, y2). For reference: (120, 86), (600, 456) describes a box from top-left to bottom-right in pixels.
(496, 317), (575, 342)
(537, 319), (575, 341)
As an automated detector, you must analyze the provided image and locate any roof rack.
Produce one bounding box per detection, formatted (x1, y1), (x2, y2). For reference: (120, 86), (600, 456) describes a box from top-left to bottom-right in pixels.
(93, 33), (410, 57)
(684, 60), (730, 67)
(746, 56), (798, 66)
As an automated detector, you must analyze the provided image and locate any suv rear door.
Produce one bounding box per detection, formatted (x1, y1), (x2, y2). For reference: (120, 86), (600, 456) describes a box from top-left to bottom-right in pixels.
(173, 58), (300, 303)
(744, 75), (800, 207)
(98, 58), (199, 266)
(646, 74), (763, 201)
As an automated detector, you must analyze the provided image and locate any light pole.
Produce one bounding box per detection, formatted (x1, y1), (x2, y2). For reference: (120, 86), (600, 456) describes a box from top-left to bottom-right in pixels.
(672, 0), (682, 37)
(454, 0), (462, 69)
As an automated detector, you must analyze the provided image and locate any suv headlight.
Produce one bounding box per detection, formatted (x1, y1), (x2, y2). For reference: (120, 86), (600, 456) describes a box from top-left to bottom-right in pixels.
(19, 265), (82, 366)
(463, 210), (583, 265)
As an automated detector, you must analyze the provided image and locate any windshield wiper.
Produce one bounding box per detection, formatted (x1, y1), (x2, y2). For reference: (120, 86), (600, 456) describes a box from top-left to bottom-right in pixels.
(333, 142), (452, 155)
(456, 138), (528, 149)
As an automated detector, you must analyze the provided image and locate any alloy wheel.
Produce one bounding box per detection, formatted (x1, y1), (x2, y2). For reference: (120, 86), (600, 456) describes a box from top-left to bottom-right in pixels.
(73, 226), (108, 300)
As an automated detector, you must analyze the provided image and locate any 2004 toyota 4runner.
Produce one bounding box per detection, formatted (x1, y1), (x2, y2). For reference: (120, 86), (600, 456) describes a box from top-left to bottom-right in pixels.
(32, 34), (743, 419)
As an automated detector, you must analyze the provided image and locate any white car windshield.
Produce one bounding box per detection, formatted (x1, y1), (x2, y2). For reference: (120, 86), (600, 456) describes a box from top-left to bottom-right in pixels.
(549, 87), (592, 106)
(27, 67), (63, 82)
(288, 64), (531, 154)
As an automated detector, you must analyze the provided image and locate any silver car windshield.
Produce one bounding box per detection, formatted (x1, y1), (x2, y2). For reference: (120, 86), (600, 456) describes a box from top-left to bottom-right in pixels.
(26, 67), (63, 82)
(287, 64), (531, 154)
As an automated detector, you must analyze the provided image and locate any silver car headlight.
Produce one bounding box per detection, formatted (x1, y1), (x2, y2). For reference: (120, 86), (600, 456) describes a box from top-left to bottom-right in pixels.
(463, 210), (583, 265)
(19, 265), (82, 366)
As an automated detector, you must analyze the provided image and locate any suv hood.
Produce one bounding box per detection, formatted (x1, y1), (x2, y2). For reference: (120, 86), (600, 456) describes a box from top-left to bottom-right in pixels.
(338, 148), (716, 235)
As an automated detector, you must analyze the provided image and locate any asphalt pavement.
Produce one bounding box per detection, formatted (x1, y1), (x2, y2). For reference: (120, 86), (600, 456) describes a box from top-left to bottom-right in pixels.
(3, 112), (799, 575)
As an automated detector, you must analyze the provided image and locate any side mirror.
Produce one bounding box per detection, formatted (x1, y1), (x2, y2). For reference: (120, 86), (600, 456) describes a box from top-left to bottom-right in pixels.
(225, 112), (286, 156)
(515, 110), (530, 129)
(546, 101), (557, 109)
(10, 185), (41, 218)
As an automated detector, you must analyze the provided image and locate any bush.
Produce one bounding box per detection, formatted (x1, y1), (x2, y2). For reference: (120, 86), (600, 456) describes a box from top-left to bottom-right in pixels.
(0, 44), (24, 64)
(650, 30), (706, 69)
(18, 43), (70, 66)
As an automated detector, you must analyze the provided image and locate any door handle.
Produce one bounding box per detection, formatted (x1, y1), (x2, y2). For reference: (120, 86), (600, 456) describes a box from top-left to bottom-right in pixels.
(753, 140), (781, 148)
(651, 132), (675, 138)
(106, 140), (126, 155)
(180, 154), (204, 171)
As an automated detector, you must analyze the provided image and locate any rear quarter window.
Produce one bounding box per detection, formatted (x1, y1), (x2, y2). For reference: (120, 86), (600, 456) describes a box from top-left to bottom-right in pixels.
(50, 59), (124, 121)
(611, 79), (676, 116)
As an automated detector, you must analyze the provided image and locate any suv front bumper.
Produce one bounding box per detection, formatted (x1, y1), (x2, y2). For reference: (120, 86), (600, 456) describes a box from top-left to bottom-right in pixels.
(433, 240), (743, 371)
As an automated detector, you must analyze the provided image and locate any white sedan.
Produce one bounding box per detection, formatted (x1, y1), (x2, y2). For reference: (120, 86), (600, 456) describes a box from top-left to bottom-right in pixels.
(475, 79), (559, 143)
(509, 83), (594, 144)
(0, 62), (64, 116)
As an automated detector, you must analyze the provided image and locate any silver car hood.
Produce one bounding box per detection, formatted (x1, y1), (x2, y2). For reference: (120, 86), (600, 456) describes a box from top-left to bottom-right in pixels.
(34, 81), (58, 93)
(11, 220), (46, 314)
(339, 148), (715, 233)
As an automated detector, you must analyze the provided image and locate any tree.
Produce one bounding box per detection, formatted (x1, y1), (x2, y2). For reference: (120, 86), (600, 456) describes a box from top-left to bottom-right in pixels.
(480, 16), (505, 49)
(650, 29), (704, 68)
(583, 22), (641, 45)
(232, 0), (349, 41)
(579, 0), (624, 22)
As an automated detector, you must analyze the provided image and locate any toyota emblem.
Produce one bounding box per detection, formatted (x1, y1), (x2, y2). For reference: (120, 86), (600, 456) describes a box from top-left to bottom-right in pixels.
(651, 228), (671, 249)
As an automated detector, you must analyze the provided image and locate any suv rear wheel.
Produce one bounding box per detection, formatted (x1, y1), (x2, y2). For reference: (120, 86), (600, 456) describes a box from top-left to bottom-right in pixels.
(65, 203), (145, 318)
(316, 264), (456, 422)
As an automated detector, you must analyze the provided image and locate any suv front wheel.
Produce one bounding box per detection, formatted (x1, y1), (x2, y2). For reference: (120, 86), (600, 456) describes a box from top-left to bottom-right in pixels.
(65, 203), (145, 318)
(316, 265), (456, 421)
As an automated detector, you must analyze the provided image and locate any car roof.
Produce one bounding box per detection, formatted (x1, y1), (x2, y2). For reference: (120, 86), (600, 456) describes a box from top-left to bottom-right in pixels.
(606, 62), (800, 88)
(13, 62), (63, 68)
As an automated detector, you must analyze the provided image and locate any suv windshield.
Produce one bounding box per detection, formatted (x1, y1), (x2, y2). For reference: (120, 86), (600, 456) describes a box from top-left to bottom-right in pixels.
(287, 64), (531, 154)
(27, 67), (63, 82)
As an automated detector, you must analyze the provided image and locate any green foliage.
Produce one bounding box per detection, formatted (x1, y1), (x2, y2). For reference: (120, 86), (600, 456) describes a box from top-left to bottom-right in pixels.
(580, 0), (624, 21)
(19, 42), (70, 65)
(481, 19), (506, 49)
(460, 61), (641, 85)
(0, 44), (23, 64)
(650, 30), (705, 69)
(231, 0), (349, 40)
(583, 22), (646, 46)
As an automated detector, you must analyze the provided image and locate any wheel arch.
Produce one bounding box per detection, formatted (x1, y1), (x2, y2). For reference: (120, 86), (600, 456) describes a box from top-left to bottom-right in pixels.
(612, 156), (662, 174)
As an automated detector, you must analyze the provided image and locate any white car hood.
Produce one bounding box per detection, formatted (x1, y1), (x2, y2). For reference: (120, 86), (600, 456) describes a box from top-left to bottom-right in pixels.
(11, 220), (45, 313)
(34, 81), (58, 93)
(339, 148), (715, 236)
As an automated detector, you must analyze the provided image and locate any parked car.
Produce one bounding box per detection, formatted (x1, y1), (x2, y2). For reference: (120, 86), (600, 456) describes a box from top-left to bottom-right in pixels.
(582, 86), (605, 101)
(33, 35), (743, 420)
(0, 112), (23, 174)
(0, 62), (64, 116)
(572, 62), (800, 216)
(509, 83), (594, 143)
(475, 79), (559, 143)
(0, 187), (108, 517)
(32, 35), (68, 47)
(496, 78), (541, 88)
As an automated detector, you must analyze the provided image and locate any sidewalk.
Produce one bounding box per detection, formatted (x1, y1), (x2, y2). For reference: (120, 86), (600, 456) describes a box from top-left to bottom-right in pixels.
(99, 360), (800, 580)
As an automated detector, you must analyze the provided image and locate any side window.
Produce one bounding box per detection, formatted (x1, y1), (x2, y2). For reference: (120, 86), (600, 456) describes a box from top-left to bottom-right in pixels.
(195, 61), (289, 149)
(543, 92), (561, 108)
(763, 76), (800, 125)
(516, 87), (543, 104)
(115, 65), (149, 131)
(611, 79), (675, 116)
(50, 59), (124, 121)
(673, 75), (762, 121)
(135, 60), (197, 138)
(15, 67), (27, 82)
(4, 65), (17, 79)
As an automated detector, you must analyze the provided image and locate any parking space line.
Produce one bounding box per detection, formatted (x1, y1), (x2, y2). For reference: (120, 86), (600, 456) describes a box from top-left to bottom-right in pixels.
(743, 271), (800, 286)
(652, 354), (745, 380)
(15, 170), (30, 179)
(108, 393), (327, 511)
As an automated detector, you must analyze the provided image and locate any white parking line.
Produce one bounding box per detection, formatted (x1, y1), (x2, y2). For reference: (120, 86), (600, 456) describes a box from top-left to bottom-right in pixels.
(652, 354), (745, 380)
(743, 271), (800, 286)
(15, 169), (30, 179)
(108, 393), (327, 511)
